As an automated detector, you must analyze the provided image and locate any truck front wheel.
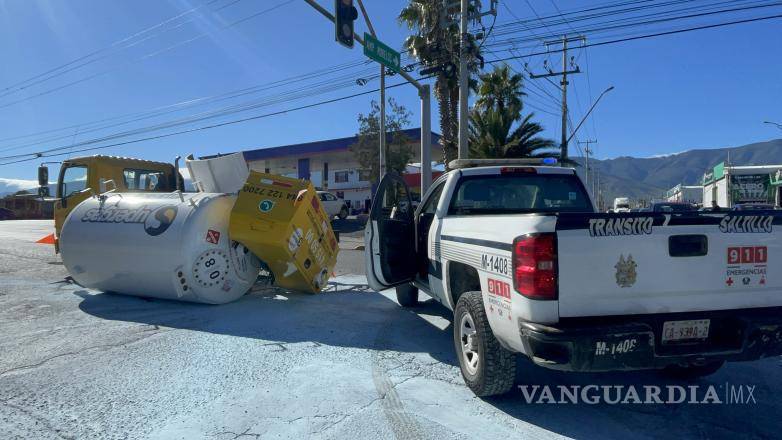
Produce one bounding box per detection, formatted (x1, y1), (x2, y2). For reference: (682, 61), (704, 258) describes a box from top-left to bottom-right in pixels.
(454, 291), (516, 396)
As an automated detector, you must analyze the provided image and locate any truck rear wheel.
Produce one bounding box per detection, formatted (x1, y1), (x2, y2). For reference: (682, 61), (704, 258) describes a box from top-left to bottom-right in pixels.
(395, 283), (419, 307)
(454, 291), (516, 396)
(661, 360), (725, 379)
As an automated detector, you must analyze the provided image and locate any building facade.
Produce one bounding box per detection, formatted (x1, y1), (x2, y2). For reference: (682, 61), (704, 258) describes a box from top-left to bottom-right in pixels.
(240, 128), (441, 213)
(0, 193), (54, 219)
(664, 184), (703, 204)
(702, 162), (782, 208)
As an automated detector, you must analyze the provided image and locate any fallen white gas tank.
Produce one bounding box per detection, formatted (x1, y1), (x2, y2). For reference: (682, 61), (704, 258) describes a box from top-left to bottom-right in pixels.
(60, 192), (261, 304)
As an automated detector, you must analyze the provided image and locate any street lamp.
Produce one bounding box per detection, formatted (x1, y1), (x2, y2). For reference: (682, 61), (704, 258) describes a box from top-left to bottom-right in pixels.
(567, 86), (615, 145)
(763, 121), (782, 130)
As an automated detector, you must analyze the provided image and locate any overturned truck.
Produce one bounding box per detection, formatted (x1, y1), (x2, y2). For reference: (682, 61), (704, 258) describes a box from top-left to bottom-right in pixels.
(55, 154), (338, 304)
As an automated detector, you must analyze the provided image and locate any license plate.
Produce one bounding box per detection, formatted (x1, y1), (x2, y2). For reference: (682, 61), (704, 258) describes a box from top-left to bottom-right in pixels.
(662, 319), (710, 343)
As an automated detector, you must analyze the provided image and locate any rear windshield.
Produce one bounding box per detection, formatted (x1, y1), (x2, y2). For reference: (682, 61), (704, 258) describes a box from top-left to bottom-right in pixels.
(448, 173), (593, 215)
(123, 169), (173, 192)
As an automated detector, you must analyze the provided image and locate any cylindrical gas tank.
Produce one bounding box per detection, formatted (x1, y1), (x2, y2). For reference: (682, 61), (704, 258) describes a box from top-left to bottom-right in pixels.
(60, 192), (261, 304)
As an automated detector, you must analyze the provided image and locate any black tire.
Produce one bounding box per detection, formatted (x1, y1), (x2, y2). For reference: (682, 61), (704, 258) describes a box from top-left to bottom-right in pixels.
(454, 291), (517, 396)
(395, 283), (419, 307)
(661, 360), (725, 380)
(338, 206), (348, 220)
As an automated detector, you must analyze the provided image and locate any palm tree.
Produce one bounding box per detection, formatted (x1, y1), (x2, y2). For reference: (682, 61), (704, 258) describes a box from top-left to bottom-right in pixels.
(398, 1), (479, 166)
(469, 63), (557, 160)
(472, 65), (525, 116)
(468, 109), (556, 159)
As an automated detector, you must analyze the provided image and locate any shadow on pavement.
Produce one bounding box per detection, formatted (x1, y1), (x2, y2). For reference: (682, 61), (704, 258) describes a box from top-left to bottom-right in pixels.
(75, 280), (457, 367)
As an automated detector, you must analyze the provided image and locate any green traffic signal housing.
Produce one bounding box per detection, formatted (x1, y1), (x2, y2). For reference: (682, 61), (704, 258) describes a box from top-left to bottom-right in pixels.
(335, 0), (358, 48)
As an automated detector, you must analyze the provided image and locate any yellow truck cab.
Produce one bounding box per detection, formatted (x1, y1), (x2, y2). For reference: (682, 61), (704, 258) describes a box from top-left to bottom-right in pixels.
(45, 155), (182, 251)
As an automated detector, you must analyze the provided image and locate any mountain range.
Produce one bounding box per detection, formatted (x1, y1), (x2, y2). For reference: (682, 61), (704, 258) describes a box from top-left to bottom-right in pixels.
(572, 138), (782, 203)
(0, 178), (47, 197)
(3, 139), (782, 201)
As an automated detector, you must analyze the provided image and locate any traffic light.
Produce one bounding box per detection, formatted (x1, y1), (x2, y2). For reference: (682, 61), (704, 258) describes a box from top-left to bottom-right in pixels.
(335, 0), (358, 48)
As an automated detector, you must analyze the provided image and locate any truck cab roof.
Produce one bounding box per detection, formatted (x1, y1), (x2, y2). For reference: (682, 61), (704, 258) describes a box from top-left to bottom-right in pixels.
(62, 155), (174, 170)
(444, 158), (575, 177)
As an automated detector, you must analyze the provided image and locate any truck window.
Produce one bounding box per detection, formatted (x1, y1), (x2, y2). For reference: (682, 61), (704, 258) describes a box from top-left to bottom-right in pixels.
(123, 169), (171, 192)
(380, 179), (413, 221)
(420, 182), (445, 215)
(448, 174), (593, 215)
(60, 166), (87, 198)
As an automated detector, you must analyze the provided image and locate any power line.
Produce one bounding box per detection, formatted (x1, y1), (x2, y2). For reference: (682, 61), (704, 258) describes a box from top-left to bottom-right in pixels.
(0, 76), (373, 161)
(491, 0), (752, 36)
(0, 0), (295, 109)
(488, 1), (782, 48)
(486, 12), (782, 65)
(0, 63), (379, 154)
(0, 79), (421, 166)
(0, 56), (376, 149)
(0, 0), (231, 97)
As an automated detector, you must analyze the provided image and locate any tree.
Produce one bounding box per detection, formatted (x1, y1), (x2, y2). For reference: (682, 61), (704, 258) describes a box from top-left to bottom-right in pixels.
(472, 64), (525, 115)
(349, 99), (414, 184)
(468, 109), (556, 159)
(398, 0), (481, 167)
(469, 64), (557, 160)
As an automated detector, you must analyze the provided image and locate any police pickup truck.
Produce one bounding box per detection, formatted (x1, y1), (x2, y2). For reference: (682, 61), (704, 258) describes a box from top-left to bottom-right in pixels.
(364, 159), (782, 396)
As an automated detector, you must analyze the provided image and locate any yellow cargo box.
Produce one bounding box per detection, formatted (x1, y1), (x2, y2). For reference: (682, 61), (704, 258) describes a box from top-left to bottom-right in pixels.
(229, 172), (339, 293)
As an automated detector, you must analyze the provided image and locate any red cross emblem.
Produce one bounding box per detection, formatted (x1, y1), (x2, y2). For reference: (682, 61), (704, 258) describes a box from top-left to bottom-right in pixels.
(726, 277), (734, 287)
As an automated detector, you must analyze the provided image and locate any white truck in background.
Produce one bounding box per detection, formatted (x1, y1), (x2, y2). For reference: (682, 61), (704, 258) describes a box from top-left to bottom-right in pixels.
(365, 159), (782, 396)
(613, 197), (631, 212)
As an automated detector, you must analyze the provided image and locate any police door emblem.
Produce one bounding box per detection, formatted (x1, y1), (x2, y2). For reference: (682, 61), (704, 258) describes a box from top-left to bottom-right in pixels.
(615, 254), (637, 288)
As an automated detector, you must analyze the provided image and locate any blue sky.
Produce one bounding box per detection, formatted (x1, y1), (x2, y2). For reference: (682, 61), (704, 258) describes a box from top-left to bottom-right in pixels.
(0, 0), (781, 182)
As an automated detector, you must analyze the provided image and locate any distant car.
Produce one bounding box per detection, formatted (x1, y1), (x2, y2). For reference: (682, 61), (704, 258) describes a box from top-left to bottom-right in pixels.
(0, 208), (14, 220)
(649, 202), (697, 213)
(317, 191), (348, 219)
(733, 203), (776, 211)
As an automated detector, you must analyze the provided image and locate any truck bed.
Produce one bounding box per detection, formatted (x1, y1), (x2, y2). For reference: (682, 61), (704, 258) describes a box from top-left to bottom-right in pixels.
(555, 211), (782, 318)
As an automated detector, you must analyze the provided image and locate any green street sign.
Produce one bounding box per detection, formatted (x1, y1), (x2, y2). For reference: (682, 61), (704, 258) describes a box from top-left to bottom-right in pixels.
(363, 33), (401, 73)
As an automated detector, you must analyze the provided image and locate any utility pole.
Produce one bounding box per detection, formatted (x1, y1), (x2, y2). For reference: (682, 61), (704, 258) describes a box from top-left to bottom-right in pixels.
(303, 0), (432, 193)
(529, 35), (585, 161)
(355, 0), (385, 177)
(560, 37), (568, 160)
(457, 0), (469, 160)
(594, 166), (601, 210)
(579, 139), (596, 191)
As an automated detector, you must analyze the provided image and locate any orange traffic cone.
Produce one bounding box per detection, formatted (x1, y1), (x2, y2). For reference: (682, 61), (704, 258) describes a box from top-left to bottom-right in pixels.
(36, 233), (55, 244)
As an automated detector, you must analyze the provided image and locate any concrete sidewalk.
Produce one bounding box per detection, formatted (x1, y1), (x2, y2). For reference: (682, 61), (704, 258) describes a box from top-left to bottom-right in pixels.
(338, 235), (364, 251)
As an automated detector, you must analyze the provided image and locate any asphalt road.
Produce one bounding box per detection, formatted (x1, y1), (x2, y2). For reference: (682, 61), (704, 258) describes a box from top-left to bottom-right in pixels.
(1, 220), (781, 439)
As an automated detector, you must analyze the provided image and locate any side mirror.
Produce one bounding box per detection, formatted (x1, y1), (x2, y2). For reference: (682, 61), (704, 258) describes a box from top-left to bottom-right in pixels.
(38, 165), (49, 187)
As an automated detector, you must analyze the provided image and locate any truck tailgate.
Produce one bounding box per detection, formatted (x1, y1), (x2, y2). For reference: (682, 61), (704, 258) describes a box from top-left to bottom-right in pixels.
(556, 212), (782, 317)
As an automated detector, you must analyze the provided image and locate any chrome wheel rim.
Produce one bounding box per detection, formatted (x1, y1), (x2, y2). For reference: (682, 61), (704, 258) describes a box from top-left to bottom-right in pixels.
(459, 312), (480, 375)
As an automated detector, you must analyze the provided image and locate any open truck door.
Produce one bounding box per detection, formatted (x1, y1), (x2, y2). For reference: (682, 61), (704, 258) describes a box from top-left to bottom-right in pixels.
(364, 173), (417, 291)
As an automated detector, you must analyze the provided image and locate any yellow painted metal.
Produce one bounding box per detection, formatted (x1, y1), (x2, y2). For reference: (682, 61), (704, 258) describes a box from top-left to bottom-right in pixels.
(53, 155), (177, 250)
(229, 172), (339, 293)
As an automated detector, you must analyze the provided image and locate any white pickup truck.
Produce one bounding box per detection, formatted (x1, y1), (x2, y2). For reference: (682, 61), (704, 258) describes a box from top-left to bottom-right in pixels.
(364, 159), (782, 396)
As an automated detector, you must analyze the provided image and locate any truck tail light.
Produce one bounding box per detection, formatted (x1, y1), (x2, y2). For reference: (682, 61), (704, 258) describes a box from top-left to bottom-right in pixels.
(513, 233), (558, 300)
